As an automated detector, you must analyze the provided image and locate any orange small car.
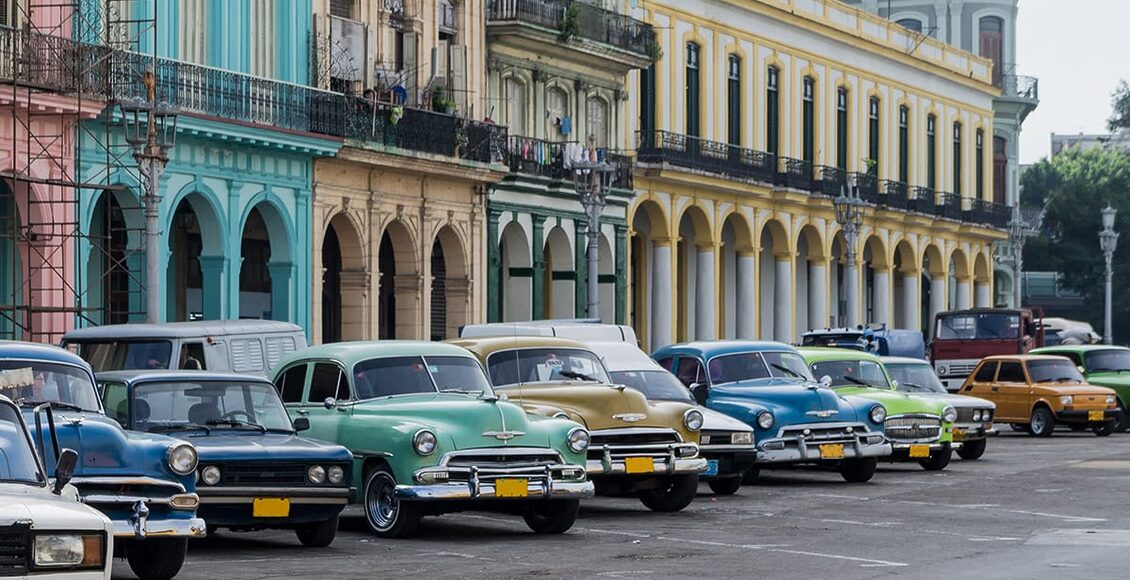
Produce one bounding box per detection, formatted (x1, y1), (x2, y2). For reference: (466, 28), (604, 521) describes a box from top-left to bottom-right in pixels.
(960, 355), (1121, 437)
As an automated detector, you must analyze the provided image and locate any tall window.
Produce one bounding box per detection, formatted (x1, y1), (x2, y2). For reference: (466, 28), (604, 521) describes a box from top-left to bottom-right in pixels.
(993, 136), (1007, 204)
(926, 114), (937, 190)
(639, 64), (656, 147)
(953, 122), (963, 195)
(727, 55), (741, 146)
(686, 43), (700, 137)
(802, 77), (815, 164)
(976, 129), (985, 199)
(546, 87), (568, 140)
(587, 97), (608, 148)
(505, 77), (527, 136)
(898, 106), (909, 184)
(979, 16), (1004, 87)
(868, 97), (880, 176)
(896, 18), (923, 33)
(766, 66), (779, 157)
(836, 88), (848, 170)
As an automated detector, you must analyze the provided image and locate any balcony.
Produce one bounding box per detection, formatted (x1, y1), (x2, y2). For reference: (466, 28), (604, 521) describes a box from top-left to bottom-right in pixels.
(817, 166), (845, 197)
(778, 158), (813, 191)
(637, 130), (775, 185)
(506, 135), (632, 189)
(486, 0), (656, 64)
(880, 180), (908, 209)
(851, 172), (879, 204)
(343, 100), (507, 164)
(0, 26), (111, 95)
(1000, 74), (1039, 103)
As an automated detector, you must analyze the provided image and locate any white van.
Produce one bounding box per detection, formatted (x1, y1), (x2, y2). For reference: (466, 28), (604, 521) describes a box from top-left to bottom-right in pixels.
(62, 320), (307, 376)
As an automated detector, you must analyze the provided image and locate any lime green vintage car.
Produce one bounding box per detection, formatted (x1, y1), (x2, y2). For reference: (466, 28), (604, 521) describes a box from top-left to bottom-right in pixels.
(798, 348), (958, 471)
(269, 341), (594, 538)
(1031, 345), (1130, 431)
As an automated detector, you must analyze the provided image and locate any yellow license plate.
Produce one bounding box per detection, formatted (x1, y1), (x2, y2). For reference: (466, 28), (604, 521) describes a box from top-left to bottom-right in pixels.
(252, 497), (290, 518)
(495, 478), (528, 498)
(624, 456), (655, 474)
(909, 445), (931, 458)
(819, 444), (845, 459)
(1089, 410), (1105, 421)
(953, 428), (966, 441)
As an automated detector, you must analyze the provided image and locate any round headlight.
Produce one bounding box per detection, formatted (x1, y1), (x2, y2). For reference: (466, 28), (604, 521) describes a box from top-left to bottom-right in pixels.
(973, 409), (983, 422)
(1059, 395), (1073, 406)
(552, 411), (570, 420)
(167, 444), (198, 475)
(200, 465), (221, 486)
(942, 406), (957, 424)
(1107, 395), (1118, 406)
(413, 429), (438, 456)
(307, 465), (326, 484)
(869, 404), (887, 424)
(756, 411), (774, 430)
(937, 365), (948, 376)
(567, 427), (590, 453)
(327, 465), (345, 485)
(983, 409), (992, 422)
(684, 409), (704, 432)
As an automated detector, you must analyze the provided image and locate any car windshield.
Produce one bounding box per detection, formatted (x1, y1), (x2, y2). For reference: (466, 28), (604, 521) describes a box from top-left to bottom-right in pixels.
(0, 361), (101, 412)
(0, 403), (44, 485)
(486, 348), (611, 387)
(936, 313), (1020, 340)
(69, 340), (173, 372)
(763, 352), (815, 381)
(885, 363), (947, 393)
(1084, 349), (1130, 373)
(353, 356), (494, 399)
(1027, 360), (1084, 383)
(810, 360), (892, 389)
(133, 381), (295, 432)
(609, 370), (693, 402)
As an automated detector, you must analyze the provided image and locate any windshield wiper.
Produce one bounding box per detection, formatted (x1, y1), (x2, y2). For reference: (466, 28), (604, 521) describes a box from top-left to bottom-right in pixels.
(17, 400), (86, 412)
(840, 375), (877, 388)
(1091, 368), (1130, 373)
(770, 363), (805, 379)
(1035, 377), (1078, 383)
(559, 370), (596, 382)
(149, 423), (211, 435)
(440, 388), (485, 396)
(205, 418), (267, 433)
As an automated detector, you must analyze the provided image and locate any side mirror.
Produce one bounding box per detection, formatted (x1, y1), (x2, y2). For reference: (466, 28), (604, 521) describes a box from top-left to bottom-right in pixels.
(819, 376), (833, 388)
(891, 380), (900, 390)
(292, 417), (310, 432)
(498, 392), (509, 402)
(689, 383), (709, 405)
(53, 448), (78, 495)
(323, 397), (336, 410)
(1078, 365), (1086, 374)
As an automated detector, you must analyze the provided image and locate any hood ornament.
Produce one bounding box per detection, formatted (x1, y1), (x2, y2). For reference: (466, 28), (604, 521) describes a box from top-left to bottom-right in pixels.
(613, 413), (647, 423)
(482, 430), (525, 441)
(806, 410), (836, 418)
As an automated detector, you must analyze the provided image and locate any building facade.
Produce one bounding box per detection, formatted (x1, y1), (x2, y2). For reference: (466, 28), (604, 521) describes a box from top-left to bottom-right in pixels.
(625, 0), (1010, 350)
(482, 0), (654, 325)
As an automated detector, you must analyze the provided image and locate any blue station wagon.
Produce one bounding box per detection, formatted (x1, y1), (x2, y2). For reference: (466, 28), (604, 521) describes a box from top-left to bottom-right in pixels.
(96, 371), (354, 547)
(652, 341), (892, 483)
(0, 341), (204, 580)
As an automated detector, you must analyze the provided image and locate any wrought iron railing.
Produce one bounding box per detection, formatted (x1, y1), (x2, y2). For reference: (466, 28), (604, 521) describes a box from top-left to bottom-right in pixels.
(344, 101), (507, 163)
(0, 26), (112, 95)
(507, 136), (574, 180)
(486, 0), (656, 58)
(1000, 74), (1038, 101)
(636, 130), (775, 184)
(779, 158), (813, 191)
(852, 172), (878, 204)
(817, 166), (845, 197)
(881, 180), (908, 209)
(605, 151), (635, 190)
(936, 192), (963, 219)
(968, 199), (1011, 229)
(909, 186), (934, 214)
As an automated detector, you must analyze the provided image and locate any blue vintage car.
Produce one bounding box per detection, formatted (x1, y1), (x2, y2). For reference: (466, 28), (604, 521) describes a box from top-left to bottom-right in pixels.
(0, 341), (203, 580)
(652, 341), (892, 482)
(95, 370), (353, 547)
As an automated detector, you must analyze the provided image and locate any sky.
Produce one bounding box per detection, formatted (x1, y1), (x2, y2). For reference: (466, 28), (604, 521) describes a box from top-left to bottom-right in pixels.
(1017, 0), (1130, 163)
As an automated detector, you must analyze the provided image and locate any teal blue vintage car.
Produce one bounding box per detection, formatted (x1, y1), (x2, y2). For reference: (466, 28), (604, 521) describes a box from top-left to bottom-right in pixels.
(269, 341), (594, 538)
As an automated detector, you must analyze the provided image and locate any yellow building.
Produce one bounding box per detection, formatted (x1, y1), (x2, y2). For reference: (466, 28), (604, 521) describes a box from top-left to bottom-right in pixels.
(624, 0), (1009, 350)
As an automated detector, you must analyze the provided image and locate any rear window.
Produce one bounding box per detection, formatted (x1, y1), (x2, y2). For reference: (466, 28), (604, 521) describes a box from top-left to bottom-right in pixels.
(72, 341), (173, 372)
(996, 361), (1025, 383)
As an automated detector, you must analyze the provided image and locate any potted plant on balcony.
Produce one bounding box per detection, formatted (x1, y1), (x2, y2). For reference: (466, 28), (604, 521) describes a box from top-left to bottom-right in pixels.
(432, 86), (457, 115)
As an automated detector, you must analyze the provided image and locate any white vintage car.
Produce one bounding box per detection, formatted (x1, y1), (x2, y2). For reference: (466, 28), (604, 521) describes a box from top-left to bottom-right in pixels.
(0, 395), (113, 579)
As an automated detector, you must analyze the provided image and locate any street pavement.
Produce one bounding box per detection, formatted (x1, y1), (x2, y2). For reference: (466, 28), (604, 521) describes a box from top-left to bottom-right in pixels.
(118, 430), (1130, 579)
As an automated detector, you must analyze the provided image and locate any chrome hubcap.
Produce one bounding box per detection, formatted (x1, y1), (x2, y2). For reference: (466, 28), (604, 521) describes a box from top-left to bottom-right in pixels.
(1031, 414), (1045, 432)
(365, 473), (398, 531)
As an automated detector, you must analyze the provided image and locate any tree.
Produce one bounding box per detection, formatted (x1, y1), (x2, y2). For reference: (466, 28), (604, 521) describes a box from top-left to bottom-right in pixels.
(1019, 157), (1059, 209)
(1109, 80), (1130, 132)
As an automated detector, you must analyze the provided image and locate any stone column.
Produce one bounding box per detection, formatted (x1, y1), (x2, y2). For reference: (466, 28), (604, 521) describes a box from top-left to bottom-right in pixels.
(393, 273), (423, 340)
(902, 269), (921, 332)
(974, 281), (992, 308)
(774, 254), (793, 343)
(873, 266), (891, 326)
(694, 244), (716, 340)
(808, 258), (828, 330)
(531, 215), (545, 319)
(267, 261), (295, 323)
(486, 209), (502, 322)
(651, 239), (673, 349)
(197, 255), (226, 321)
(614, 225), (627, 325)
(956, 277), (972, 310)
(574, 220), (587, 318)
(930, 274), (947, 333)
(736, 250), (757, 339)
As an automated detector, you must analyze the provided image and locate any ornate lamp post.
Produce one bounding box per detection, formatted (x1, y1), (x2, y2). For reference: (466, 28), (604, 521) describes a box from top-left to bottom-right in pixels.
(1100, 205), (1119, 345)
(1006, 205), (1027, 308)
(833, 180), (865, 328)
(572, 158), (616, 320)
(119, 65), (179, 323)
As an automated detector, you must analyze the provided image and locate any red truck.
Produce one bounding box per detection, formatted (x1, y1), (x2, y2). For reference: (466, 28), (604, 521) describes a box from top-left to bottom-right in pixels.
(930, 308), (1045, 392)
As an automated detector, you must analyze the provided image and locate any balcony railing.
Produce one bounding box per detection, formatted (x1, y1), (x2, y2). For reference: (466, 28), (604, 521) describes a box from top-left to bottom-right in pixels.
(1000, 74), (1039, 102)
(637, 130), (775, 184)
(936, 192), (963, 219)
(817, 166), (845, 197)
(507, 135), (633, 190)
(0, 26), (112, 95)
(344, 100), (507, 163)
(852, 172), (878, 204)
(779, 158), (813, 191)
(486, 0), (656, 58)
(881, 180), (908, 209)
(605, 151), (635, 191)
(910, 186), (934, 214)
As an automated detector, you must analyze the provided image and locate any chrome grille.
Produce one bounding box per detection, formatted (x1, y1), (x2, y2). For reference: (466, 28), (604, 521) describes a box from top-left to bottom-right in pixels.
(778, 425), (861, 444)
(589, 429), (680, 447)
(442, 449), (567, 482)
(956, 408), (977, 423)
(219, 462), (309, 486)
(0, 524), (29, 577)
(699, 430), (735, 445)
(885, 416), (942, 442)
(446, 452), (561, 470)
(943, 362), (977, 376)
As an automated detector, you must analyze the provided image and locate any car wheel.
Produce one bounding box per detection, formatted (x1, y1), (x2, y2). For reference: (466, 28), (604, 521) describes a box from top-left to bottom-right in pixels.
(1029, 407), (1056, 437)
(918, 447), (952, 471)
(522, 499), (580, 534)
(638, 475), (699, 512)
(956, 439), (987, 460)
(1093, 421), (1117, 437)
(706, 476), (743, 495)
(125, 538), (187, 580)
(1115, 406), (1129, 433)
(741, 467), (761, 484)
(363, 466), (420, 538)
(839, 458), (877, 483)
(296, 515), (339, 547)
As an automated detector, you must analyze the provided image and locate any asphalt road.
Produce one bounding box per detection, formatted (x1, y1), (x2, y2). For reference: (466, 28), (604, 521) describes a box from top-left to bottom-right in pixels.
(116, 430), (1130, 579)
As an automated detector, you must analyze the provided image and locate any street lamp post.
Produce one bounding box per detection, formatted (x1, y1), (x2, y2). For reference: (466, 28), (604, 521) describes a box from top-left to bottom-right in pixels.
(833, 178), (865, 328)
(1100, 205), (1119, 345)
(1007, 205), (1027, 308)
(572, 157), (616, 320)
(119, 65), (179, 324)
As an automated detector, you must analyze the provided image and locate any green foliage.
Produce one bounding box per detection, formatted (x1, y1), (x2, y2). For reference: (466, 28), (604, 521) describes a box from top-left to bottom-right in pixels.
(559, 4), (580, 42)
(1108, 80), (1130, 132)
(648, 38), (663, 62)
(1019, 157), (1059, 209)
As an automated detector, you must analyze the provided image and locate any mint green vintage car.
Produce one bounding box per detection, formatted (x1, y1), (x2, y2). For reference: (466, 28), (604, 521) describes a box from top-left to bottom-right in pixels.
(269, 341), (594, 538)
(798, 348), (958, 471)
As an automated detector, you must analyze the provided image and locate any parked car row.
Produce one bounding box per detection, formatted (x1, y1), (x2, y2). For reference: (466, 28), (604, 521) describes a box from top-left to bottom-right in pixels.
(2, 319), (1124, 579)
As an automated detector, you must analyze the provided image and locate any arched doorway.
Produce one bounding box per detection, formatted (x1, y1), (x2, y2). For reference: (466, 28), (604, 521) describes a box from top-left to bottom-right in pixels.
(321, 213), (366, 344)
(430, 225), (469, 341)
(628, 199), (671, 350)
(676, 205), (713, 341)
(892, 240), (919, 331)
(948, 249), (972, 310)
(796, 224), (826, 333)
(543, 226), (573, 319)
(500, 221), (531, 322)
(238, 201), (295, 322)
(321, 226), (342, 343)
(720, 212), (754, 339)
(167, 194), (224, 322)
(377, 219), (417, 339)
(87, 191), (140, 325)
(759, 219), (791, 341)
(0, 181), (22, 338)
(862, 235), (889, 327)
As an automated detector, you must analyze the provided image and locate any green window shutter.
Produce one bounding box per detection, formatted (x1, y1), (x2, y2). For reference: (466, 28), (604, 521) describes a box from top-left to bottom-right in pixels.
(802, 77), (814, 164)
(836, 89), (848, 170)
(898, 106), (909, 184)
(927, 115), (937, 191)
(868, 98), (880, 176)
(766, 66), (779, 157)
(953, 123), (963, 196)
(728, 56), (741, 146)
(686, 43), (700, 137)
(976, 130), (985, 199)
(640, 64), (656, 147)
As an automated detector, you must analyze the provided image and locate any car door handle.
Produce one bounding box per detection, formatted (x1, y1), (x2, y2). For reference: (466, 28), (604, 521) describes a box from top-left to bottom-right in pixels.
(991, 387), (999, 392)
(295, 409), (309, 415)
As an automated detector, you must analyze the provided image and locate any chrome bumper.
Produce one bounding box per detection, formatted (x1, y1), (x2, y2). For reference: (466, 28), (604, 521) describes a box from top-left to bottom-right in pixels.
(395, 479), (594, 501)
(196, 487), (351, 505)
(109, 515), (206, 539)
(586, 442), (706, 476)
(756, 431), (890, 464)
(890, 441), (962, 451)
(953, 424), (998, 441)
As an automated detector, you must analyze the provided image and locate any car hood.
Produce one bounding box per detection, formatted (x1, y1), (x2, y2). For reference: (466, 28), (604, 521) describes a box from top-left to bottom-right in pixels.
(833, 387), (948, 416)
(497, 382), (698, 441)
(907, 392), (995, 409)
(701, 407), (753, 432)
(708, 380), (870, 426)
(0, 485), (112, 531)
(1083, 372), (1130, 391)
(1032, 384), (1117, 397)
(170, 432), (353, 463)
(353, 392), (558, 449)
